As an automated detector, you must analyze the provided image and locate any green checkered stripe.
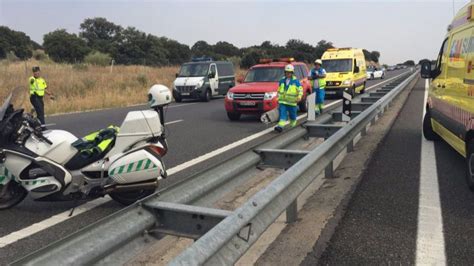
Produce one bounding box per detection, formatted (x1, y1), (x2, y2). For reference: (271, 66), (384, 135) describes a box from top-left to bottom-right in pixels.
(0, 166), (15, 185)
(0, 166), (50, 186)
(109, 159), (158, 176)
(21, 179), (49, 186)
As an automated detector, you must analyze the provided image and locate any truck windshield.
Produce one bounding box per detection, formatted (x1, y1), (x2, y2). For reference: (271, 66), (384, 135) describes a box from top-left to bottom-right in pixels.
(322, 59), (353, 73)
(178, 63), (209, 77)
(244, 67), (284, 82)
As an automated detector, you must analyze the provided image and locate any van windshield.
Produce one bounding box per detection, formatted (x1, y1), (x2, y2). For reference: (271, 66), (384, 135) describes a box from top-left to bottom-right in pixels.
(178, 63), (209, 77)
(244, 67), (284, 82)
(322, 59), (353, 73)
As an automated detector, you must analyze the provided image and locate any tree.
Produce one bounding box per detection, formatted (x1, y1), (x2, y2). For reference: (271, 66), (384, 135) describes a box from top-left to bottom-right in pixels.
(314, 40), (334, 60)
(285, 39), (315, 62)
(240, 49), (264, 68)
(79, 17), (123, 55)
(43, 29), (90, 63)
(0, 26), (35, 60)
(362, 49), (371, 61)
(114, 27), (167, 66)
(191, 40), (218, 58)
(370, 51), (380, 63)
(159, 37), (190, 65)
(213, 41), (240, 57)
(404, 60), (415, 66)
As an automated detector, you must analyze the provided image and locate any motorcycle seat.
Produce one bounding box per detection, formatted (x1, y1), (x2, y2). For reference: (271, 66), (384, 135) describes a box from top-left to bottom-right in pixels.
(65, 125), (119, 171)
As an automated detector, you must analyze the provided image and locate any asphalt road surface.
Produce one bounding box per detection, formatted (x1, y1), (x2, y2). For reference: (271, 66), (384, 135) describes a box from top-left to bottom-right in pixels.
(0, 69), (408, 264)
(313, 78), (474, 265)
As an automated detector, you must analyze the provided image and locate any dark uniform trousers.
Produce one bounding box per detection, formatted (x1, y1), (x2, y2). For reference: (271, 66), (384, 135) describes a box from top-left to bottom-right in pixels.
(30, 94), (45, 125)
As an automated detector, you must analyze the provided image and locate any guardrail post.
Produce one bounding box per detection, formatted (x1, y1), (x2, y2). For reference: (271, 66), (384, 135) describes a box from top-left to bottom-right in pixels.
(286, 199), (298, 223)
(325, 161), (333, 178)
(347, 139), (354, 153)
(371, 115), (377, 126)
(361, 125), (367, 136)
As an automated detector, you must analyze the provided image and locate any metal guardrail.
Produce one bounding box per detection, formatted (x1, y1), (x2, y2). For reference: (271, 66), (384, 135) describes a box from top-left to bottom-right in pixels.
(169, 71), (419, 265)
(14, 70), (418, 266)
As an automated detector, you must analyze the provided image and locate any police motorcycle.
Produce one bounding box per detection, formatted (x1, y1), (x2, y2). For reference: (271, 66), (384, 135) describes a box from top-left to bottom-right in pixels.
(0, 85), (172, 209)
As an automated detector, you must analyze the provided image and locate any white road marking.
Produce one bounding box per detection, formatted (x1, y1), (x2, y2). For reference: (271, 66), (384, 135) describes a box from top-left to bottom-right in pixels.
(168, 103), (198, 109)
(0, 197), (110, 248)
(415, 79), (446, 265)
(0, 72), (408, 249)
(165, 119), (183, 125)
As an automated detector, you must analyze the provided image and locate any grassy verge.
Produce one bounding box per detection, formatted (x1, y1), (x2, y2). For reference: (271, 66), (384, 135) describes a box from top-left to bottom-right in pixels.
(0, 60), (181, 115)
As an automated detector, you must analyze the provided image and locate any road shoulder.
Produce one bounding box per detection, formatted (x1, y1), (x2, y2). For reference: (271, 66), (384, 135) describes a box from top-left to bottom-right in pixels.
(255, 76), (419, 266)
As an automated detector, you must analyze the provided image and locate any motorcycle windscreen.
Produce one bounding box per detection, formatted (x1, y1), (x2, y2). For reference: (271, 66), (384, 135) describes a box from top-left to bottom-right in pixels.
(0, 93), (13, 122)
(108, 149), (164, 184)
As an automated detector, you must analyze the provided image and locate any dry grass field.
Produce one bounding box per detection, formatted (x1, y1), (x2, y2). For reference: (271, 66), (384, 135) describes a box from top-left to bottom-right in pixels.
(0, 60), (217, 115)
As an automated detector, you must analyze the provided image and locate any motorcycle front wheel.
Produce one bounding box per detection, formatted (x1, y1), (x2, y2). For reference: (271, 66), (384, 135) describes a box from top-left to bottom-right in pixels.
(0, 181), (28, 209)
(109, 189), (156, 206)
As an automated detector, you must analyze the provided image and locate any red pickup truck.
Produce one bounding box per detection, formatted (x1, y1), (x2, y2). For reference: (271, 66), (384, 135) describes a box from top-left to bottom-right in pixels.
(224, 59), (312, 121)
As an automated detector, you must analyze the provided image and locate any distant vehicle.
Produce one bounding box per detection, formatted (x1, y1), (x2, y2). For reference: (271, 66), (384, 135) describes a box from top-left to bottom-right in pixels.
(419, 2), (474, 190)
(387, 65), (396, 71)
(366, 67), (385, 80)
(224, 58), (312, 121)
(321, 47), (367, 97)
(173, 58), (235, 102)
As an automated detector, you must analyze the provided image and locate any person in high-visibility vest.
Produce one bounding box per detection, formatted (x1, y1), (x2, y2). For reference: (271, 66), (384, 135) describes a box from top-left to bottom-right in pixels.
(29, 66), (54, 126)
(274, 64), (303, 133)
(308, 59), (326, 115)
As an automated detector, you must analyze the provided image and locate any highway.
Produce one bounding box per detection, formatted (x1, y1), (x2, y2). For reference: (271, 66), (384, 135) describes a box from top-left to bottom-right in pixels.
(303, 78), (474, 265)
(0, 69), (416, 263)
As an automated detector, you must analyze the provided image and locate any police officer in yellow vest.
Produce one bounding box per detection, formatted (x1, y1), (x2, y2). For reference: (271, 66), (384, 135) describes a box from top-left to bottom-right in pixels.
(29, 66), (53, 125)
(275, 64), (303, 133)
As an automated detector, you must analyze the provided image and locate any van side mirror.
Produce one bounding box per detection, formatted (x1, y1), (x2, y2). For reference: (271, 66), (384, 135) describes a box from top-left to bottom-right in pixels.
(237, 75), (244, 83)
(420, 59), (433, 79)
(208, 71), (216, 79)
(354, 66), (360, 73)
(175, 73), (179, 78)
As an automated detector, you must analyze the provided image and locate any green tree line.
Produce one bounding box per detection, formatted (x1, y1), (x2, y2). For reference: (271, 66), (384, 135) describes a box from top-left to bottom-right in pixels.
(1, 17), (382, 68)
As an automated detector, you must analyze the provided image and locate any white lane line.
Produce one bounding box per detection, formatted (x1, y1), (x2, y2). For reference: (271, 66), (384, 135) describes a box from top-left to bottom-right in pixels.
(165, 119), (183, 125)
(168, 103), (198, 109)
(416, 79), (446, 265)
(0, 72), (407, 248)
(0, 197), (110, 248)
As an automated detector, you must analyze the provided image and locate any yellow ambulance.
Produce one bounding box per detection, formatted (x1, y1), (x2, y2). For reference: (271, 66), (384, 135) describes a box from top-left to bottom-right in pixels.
(420, 2), (474, 190)
(321, 48), (367, 98)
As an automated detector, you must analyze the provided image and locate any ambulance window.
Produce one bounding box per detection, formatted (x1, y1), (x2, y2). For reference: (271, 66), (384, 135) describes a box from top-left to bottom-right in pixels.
(436, 38), (449, 73)
(446, 32), (469, 80)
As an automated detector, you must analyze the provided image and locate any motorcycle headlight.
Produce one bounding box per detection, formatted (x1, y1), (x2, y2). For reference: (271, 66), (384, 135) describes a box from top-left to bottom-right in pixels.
(264, 92), (278, 100)
(227, 92), (234, 100)
(342, 79), (352, 86)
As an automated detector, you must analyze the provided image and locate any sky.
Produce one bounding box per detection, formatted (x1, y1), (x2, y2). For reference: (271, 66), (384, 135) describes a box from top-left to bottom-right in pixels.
(0, 0), (470, 65)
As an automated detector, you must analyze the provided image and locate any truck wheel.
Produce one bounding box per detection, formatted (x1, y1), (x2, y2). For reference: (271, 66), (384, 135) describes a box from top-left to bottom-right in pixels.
(201, 89), (212, 102)
(298, 95), (308, 112)
(109, 188), (156, 205)
(381, 73), (385, 79)
(227, 112), (241, 121)
(422, 111), (440, 141)
(351, 86), (356, 97)
(466, 140), (474, 191)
